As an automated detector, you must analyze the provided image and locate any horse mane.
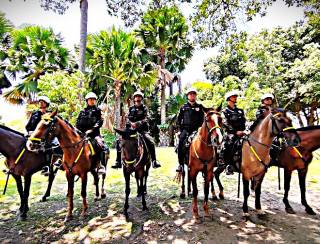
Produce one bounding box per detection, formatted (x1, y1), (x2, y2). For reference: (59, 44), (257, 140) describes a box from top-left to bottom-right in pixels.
(296, 125), (320, 132)
(0, 124), (25, 137)
(56, 116), (80, 137)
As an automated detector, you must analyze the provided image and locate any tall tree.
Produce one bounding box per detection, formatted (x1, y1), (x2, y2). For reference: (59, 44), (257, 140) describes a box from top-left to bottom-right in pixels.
(86, 27), (157, 128)
(136, 5), (193, 124)
(3, 25), (69, 104)
(0, 11), (13, 92)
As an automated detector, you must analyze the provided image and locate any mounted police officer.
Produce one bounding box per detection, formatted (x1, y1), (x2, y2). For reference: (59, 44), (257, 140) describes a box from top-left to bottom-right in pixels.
(219, 90), (247, 175)
(250, 93), (274, 131)
(175, 88), (205, 173)
(111, 90), (161, 169)
(26, 95), (61, 175)
(76, 92), (108, 175)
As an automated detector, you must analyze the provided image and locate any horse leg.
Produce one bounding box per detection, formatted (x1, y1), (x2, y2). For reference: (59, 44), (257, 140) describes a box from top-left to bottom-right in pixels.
(140, 174), (148, 211)
(124, 171), (130, 219)
(101, 173), (106, 199)
(18, 175), (32, 221)
(298, 168), (316, 215)
(80, 173), (88, 217)
(191, 171), (200, 221)
(283, 169), (295, 214)
(41, 165), (58, 202)
(65, 173), (75, 222)
(210, 178), (217, 200)
(91, 170), (100, 201)
(214, 166), (225, 200)
(144, 165), (150, 195)
(187, 165), (192, 197)
(203, 170), (213, 219)
(180, 164), (186, 199)
(136, 177), (141, 198)
(12, 174), (24, 216)
(255, 173), (266, 215)
(242, 176), (250, 217)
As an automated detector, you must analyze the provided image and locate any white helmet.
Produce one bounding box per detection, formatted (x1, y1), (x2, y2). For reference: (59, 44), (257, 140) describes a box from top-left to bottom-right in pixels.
(225, 90), (240, 101)
(186, 87), (197, 95)
(133, 90), (144, 99)
(38, 95), (50, 105)
(261, 93), (274, 101)
(85, 92), (97, 100)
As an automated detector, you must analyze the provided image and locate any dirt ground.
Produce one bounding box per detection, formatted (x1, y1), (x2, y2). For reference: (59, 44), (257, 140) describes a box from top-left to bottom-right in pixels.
(0, 147), (319, 243)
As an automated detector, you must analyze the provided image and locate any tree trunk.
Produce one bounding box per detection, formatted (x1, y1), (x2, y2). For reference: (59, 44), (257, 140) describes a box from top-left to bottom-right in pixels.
(78, 0), (88, 87)
(114, 79), (122, 128)
(177, 76), (182, 95)
(159, 47), (166, 124)
(169, 83), (173, 96)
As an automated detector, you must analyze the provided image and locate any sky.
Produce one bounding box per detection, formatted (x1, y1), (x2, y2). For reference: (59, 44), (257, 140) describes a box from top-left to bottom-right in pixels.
(0, 0), (305, 123)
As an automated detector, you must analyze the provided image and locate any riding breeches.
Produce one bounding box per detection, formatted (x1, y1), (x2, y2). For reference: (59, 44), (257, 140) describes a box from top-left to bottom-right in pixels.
(177, 130), (189, 165)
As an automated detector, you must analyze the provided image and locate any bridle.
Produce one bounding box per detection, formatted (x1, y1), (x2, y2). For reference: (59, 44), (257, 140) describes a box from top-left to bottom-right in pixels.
(122, 133), (146, 169)
(197, 111), (222, 147)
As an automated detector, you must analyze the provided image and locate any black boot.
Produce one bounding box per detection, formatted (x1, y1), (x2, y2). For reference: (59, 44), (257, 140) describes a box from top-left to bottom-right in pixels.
(152, 160), (161, 168)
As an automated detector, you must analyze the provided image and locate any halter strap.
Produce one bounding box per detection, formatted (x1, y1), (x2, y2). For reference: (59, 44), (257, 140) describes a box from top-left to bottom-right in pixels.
(29, 137), (42, 141)
(14, 148), (26, 165)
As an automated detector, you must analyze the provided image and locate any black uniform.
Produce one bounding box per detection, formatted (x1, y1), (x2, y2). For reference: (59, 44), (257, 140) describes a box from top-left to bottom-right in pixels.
(220, 105), (246, 165)
(250, 104), (271, 131)
(176, 102), (205, 165)
(76, 105), (103, 138)
(26, 110), (47, 132)
(124, 104), (157, 161)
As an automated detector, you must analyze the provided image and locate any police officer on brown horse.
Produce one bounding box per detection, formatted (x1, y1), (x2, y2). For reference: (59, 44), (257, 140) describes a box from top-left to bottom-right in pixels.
(176, 88), (206, 173)
(219, 90), (247, 175)
(26, 95), (62, 175)
(76, 92), (108, 174)
(250, 93), (274, 131)
(112, 90), (161, 169)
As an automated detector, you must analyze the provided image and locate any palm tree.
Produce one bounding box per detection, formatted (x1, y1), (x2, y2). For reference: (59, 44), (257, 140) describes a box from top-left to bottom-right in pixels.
(86, 27), (156, 128)
(0, 12), (13, 92)
(136, 6), (193, 124)
(3, 25), (69, 104)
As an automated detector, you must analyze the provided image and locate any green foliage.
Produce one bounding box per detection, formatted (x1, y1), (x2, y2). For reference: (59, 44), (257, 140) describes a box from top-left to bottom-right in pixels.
(101, 128), (117, 148)
(3, 25), (70, 104)
(204, 23), (320, 124)
(149, 95), (160, 144)
(166, 94), (186, 116)
(37, 71), (86, 124)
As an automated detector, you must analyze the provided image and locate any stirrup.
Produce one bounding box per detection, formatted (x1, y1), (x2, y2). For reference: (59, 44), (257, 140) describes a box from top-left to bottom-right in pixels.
(97, 166), (106, 175)
(225, 165), (234, 175)
(176, 165), (183, 173)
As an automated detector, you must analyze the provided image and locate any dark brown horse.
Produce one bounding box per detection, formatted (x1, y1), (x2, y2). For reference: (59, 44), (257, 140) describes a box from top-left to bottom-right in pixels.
(189, 109), (223, 220)
(27, 111), (102, 221)
(0, 124), (62, 220)
(241, 111), (300, 216)
(272, 125), (320, 215)
(114, 128), (151, 219)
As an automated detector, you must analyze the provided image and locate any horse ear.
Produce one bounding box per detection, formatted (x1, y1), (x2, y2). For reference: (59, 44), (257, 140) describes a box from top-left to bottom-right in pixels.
(51, 108), (58, 118)
(216, 102), (222, 112)
(203, 106), (210, 113)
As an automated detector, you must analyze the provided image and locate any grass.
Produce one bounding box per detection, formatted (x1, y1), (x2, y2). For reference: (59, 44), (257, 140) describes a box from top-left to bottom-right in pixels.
(0, 147), (319, 243)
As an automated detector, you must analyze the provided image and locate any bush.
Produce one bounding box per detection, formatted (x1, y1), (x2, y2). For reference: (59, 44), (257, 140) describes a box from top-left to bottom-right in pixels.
(101, 128), (117, 148)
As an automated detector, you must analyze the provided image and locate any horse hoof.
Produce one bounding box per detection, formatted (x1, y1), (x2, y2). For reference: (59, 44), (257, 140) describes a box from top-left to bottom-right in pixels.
(17, 215), (27, 221)
(101, 193), (106, 199)
(143, 206), (149, 211)
(40, 197), (47, 202)
(137, 194), (142, 199)
(192, 216), (201, 224)
(219, 193), (224, 200)
(94, 196), (99, 202)
(64, 215), (73, 222)
(306, 207), (316, 215)
(242, 212), (250, 220)
(180, 193), (186, 199)
(285, 207), (296, 214)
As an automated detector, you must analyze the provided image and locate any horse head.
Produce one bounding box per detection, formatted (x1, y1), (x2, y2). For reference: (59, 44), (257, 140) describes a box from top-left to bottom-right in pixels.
(204, 104), (223, 146)
(114, 128), (142, 167)
(26, 109), (59, 152)
(271, 108), (301, 147)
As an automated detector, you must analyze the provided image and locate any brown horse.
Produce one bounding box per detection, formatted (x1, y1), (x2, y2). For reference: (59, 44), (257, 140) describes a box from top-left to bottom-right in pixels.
(241, 111), (300, 216)
(271, 125), (320, 215)
(0, 124), (62, 220)
(189, 109), (223, 220)
(114, 128), (151, 219)
(27, 110), (102, 221)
